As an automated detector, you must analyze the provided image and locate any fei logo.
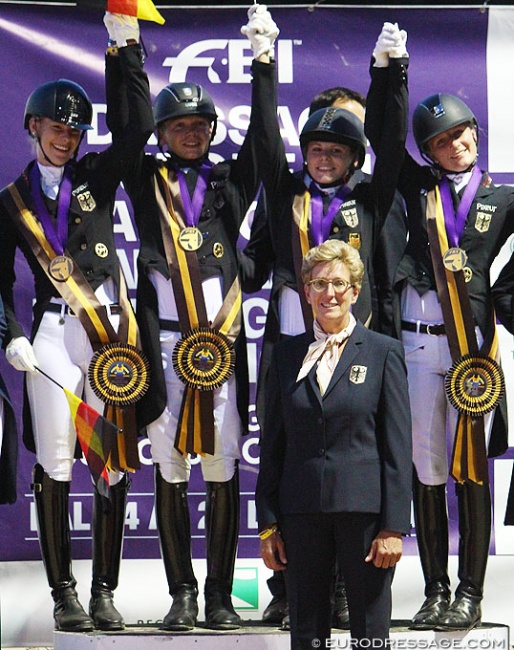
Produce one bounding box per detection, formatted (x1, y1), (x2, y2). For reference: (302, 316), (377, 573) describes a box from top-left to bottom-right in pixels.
(163, 39), (296, 85)
(232, 567), (259, 610)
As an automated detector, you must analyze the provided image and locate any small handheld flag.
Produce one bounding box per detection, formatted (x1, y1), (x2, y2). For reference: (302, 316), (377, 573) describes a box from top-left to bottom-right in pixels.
(108, 0), (165, 25)
(77, 0), (165, 25)
(36, 368), (119, 499)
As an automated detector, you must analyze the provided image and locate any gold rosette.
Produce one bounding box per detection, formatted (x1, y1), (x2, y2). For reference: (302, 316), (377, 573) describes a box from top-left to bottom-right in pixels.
(172, 327), (235, 391)
(445, 354), (505, 417)
(88, 342), (150, 406)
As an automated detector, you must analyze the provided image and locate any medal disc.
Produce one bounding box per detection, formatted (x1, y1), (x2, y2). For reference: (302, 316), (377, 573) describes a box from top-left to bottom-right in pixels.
(88, 342), (150, 406)
(48, 255), (74, 282)
(445, 354), (505, 416)
(172, 327), (235, 391)
(178, 227), (203, 251)
(442, 247), (468, 272)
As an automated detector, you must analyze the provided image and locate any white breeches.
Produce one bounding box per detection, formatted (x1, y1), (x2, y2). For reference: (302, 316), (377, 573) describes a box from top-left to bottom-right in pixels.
(147, 330), (242, 484)
(401, 286), (492, 485)
(27, 296), (124, 484)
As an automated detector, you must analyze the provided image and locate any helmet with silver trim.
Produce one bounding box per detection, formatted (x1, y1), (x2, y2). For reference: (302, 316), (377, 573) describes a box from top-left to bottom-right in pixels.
(24, 79), (93, 131)
(153, 82), (217, 137)
(413, 93), (477, 156)
(300, 107), (367, 169)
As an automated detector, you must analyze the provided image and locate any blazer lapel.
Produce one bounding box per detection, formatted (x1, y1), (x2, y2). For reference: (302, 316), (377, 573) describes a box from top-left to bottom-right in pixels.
(322, 323), (365, 399)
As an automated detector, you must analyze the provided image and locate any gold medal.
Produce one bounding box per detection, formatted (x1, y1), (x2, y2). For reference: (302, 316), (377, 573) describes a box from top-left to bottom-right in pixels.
(48, 255), (74, 282)
(445, 354), (505, 416)
(88, 343), (150, 406)
(178, 227), (203, 251)
(442, 247), (468, 272)
(172, 327), (235, 391)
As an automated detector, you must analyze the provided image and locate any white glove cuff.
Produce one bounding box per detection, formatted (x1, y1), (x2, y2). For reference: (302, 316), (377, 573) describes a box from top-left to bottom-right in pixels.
(372, 50), (389, 68)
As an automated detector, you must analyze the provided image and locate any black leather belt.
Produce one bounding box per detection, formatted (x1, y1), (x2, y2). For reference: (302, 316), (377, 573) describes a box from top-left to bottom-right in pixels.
(159, 319), (181, 332)
(401, 320), (446, 336)
(45, 303), (122, 317)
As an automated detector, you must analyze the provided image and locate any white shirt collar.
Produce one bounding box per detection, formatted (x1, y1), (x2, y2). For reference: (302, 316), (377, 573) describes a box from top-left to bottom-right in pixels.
(37, 162), (64, 200)
(446, 170), (472, 194)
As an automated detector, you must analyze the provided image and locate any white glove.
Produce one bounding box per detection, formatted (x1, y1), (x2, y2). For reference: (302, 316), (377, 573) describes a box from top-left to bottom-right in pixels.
(387, 23), (408, 58)
(104, 12), (139, 48)
(6, 336), (39, 373)
(373, 22), (408, 67)
(241, 4), (280, 59)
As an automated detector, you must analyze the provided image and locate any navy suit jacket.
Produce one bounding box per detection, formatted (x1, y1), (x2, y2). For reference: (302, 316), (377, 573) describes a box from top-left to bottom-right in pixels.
(256, 321), (412, 535)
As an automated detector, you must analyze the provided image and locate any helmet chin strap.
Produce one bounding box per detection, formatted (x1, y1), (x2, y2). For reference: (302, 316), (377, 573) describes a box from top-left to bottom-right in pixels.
(426, 153), (478, 176)
(424, 127), (479, 176)
(32, 125), (83, 168)
(303, 154), (356, 187)
(36, 137), (64, 168)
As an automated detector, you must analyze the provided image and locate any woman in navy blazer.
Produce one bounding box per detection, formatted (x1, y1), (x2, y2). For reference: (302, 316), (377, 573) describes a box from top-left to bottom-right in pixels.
(256, 239), (412, 649)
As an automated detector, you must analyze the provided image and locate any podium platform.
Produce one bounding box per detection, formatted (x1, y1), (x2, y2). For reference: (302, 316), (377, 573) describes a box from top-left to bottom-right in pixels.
(54, 620), (510, 650)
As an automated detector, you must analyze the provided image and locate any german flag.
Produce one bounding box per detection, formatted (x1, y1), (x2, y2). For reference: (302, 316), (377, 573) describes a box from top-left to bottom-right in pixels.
(64, 388), (119, 499)
(78, 0), (165, 24)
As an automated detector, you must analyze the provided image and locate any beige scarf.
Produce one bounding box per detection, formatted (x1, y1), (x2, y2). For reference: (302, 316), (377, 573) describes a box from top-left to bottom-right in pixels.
(297, 314), (356, 395)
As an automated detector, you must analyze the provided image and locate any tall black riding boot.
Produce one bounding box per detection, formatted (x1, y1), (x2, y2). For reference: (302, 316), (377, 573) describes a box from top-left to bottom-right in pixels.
(332, 569), (350, 630)
(155, 466), (198, 631)
(204, 469), (242, 630)
(437, 481), (491, 631)
(32, 464), (94, 632)
(89, 474), (130, 631)
(410, 476), (451, 630)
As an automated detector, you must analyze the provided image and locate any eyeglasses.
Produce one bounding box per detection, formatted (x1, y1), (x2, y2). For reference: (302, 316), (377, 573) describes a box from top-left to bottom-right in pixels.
(307, 278), (353, 294)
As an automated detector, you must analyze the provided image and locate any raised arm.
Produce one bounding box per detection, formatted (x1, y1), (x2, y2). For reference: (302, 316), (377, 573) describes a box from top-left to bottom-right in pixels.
(365, 22), (409, 219)
(100, 12), (154, 198)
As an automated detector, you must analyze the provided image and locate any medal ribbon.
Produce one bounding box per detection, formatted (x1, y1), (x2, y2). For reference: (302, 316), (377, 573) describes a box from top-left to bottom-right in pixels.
(155, 166), (242, 456)
(439, 166), (482, 248)
(29, 163), (73, 256)
(176, 163), (213, 227)
(426, 183), (497, 485)
(290, 191), (315, 330)
(6, 174), (141, 473)
(309, 182), (351, 246)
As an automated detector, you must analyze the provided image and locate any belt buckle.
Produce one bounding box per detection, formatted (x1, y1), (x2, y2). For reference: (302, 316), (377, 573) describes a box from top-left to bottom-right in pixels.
(426, 324), (438, 336)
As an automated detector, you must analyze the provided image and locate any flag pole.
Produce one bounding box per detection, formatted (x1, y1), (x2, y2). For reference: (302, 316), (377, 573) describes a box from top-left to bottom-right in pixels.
(35, 366), (66, 390)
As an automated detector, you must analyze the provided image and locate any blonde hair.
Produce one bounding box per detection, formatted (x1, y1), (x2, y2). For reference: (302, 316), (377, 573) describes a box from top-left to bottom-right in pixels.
(301, 239), (364, 289)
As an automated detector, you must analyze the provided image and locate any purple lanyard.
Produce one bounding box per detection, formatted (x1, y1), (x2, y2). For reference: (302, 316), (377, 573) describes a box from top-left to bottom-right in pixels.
(176, 162), (213, 227)
(29, 163), (73, 256)
(309, 182), (351, 246)
(439, 166), (482, 248)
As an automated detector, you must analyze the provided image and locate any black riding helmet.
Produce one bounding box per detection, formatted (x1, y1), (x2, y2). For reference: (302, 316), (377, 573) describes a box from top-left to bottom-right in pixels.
(24, 79), (93, 132)
(153, 82), (218, 139)
(300, 107), (367, 171)
(413, 93), (478, 165)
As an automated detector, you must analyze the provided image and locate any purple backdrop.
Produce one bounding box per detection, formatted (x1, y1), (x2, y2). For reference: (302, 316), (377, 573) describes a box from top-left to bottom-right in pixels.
(0, 5), (508, 562)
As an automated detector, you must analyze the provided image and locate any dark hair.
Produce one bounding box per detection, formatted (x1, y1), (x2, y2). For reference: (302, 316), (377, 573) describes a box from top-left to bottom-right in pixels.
(309, 87), (366, 116)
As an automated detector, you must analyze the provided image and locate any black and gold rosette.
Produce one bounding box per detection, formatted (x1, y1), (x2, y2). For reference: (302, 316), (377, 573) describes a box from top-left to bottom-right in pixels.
(445, 354), (505, 417)
(172, 327), (235, 391)
(88, 342), (151, 406)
